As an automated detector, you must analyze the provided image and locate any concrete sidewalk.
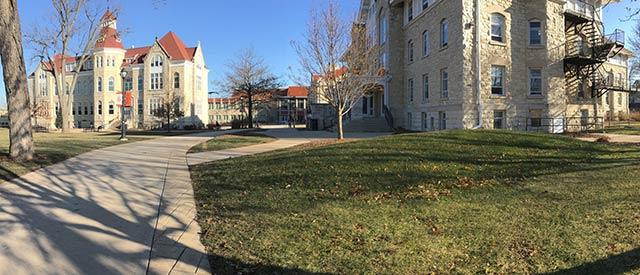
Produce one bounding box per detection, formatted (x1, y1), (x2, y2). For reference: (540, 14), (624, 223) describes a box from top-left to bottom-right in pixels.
(575, 133), (640, 144)
(0, 131), (240, 275)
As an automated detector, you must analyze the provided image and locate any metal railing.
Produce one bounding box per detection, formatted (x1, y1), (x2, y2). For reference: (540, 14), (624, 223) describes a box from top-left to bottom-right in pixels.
(604, 29), (625, 45)
(511, 116), (605, 133)
(565, 0), (595, 18)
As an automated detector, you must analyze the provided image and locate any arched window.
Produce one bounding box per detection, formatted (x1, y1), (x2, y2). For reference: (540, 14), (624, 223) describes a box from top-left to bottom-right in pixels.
(108, 77), (115, 91)
(97, 77), (103, 92)
(440, 19), (449, 48)
(151, 55), (163, 67)
(491, 13), (505, 42)
(174, 72), (180, 89)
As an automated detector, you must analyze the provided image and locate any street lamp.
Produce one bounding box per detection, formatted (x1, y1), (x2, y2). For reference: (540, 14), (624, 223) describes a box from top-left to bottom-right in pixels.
(120, 70), (128, 141)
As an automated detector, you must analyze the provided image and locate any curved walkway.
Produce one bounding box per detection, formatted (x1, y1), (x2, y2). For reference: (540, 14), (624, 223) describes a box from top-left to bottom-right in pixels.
(0, 127), (388, 274)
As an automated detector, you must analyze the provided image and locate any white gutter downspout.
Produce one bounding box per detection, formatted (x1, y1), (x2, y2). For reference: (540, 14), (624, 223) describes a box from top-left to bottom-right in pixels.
(473, 0), (483, 129)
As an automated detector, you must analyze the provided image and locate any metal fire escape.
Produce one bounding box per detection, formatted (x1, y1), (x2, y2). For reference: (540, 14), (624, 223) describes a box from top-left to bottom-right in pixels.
(563, 0), (628, 98)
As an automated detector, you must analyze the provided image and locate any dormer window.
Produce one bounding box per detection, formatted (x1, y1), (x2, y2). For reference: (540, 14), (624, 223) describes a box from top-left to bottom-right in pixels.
(151, 55), (164, 67)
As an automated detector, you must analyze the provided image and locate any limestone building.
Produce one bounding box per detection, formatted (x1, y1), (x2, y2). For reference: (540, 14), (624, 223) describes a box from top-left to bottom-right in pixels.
(27, 10), (209, 130)
(349, 0), (634, 132)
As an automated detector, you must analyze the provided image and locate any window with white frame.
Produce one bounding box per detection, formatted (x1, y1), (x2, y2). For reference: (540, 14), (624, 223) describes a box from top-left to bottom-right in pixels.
(408, 78), (415, 102)
(441, 19), (449, 48)
(422, 0), (429, 10)
(493, 110), (505, 129)
(529, 20), (542, 45)
(150, 73), (164, 90)
(108, 77), (115, 91)
(378, 10), (388, 45)
(422, 31), (429, 56)
(408, 40), (415, 62)
(529, 68), (542, 95)
(490, 13), (505, 42)
(491, 66), (505, 95)
(151, 55), (163, 67)
(124, 77), (133, 91)
(422, 74), (429, 101)
(174, 72), (180, 89)
(421, 112), (428, 130)
(441, 68), (448, 98)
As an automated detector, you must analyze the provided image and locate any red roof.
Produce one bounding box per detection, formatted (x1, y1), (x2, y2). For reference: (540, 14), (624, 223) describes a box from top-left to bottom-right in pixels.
(285, 86), (308, 97)
(312, 67), (348, 81)
(43, 54), (79, 71)
(95, 27), (123, 49)
(208, 98), (240, 104)
(158, 32), (191, 60)
(101, 10), (115, 21)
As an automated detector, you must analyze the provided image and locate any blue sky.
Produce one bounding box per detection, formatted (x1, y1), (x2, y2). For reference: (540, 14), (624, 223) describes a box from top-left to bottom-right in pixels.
(0, 0), (636, 108)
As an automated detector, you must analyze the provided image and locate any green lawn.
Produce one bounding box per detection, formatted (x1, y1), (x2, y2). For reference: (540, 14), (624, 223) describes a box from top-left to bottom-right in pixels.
(190, 130), (640, 274)
(0, 129), (142, 181)
(188, 133), (274, 153)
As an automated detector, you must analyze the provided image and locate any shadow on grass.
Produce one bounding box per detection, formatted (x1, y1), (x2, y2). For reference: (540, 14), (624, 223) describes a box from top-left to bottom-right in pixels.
(209, 254), (334, 275)
(545, 247), (640, 275)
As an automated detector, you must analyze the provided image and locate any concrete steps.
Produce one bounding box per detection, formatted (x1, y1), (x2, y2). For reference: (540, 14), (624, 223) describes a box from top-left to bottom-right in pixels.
(341, 117), (393, 132)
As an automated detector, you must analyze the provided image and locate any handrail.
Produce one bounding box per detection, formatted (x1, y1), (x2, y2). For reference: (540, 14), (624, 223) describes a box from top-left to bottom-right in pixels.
(565, 0), (595, 18)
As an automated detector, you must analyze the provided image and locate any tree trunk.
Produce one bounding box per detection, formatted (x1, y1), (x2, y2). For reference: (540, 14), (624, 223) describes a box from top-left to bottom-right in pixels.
(0, 0), (34, 161)
(167, 113), (171, 133)
(337, 110), (344, 140)
(247, 94), (254, 129)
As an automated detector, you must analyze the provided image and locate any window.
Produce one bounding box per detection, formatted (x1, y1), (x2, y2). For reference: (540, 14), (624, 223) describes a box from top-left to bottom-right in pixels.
(578, 78), (587, 98)
(529, 68), (542, 95)
(174, 72), (180, 89)
(493, 110), (505, 129)
(440, 19), (448, 48)
(151, 73), (164, 90)
(90, 103), (94, 115)
(72, 104), (76, 115)
(151, 55), (163, 67)
(379, 52), (389, 69)
(441, 69), (448, 98)
(421, 112), (428, 130)
(438, 111), (446, 130)
(138, 100), (144, 115)
(490, 13), (505, 42)
(124, 77), (132, 91)
(529, 20), (542, 45)
(111, 58), (115, 67)
(108, 77), (114, 92)
(98, 101), (102, 115)
(196, 75), (202, 91)
(530, 109), (542, 128)
(407, 1), (414, 21)
(422, 0), (429, 10)
(97, 77), (103, 92)
(618, 93), (623, 105)
(422, 31), (429, 56)
(84, 105), (88, 115)
(108, 102), (114, 115)
(407, 112), (413, 129)
(422, 74), (429, 101)
(491, 66), (505, 95)
(408, 78), (415, 102)
(408, 40), (415, 62)
(138, 75), (144, 91)
(378, 11), (388, 45)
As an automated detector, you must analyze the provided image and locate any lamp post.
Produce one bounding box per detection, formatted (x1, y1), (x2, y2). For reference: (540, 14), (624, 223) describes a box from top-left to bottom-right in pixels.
(120, 70), (128, 141)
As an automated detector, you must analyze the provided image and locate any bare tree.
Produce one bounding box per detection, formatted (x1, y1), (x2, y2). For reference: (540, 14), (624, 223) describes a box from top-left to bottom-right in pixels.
(630, 19), (640, 80)
(153, 91), (184, 132)
(0, 0), (35, 160)
(222, 48), (280, 129)
(292, 1), (379, 139)
(27, 0), (107, 133)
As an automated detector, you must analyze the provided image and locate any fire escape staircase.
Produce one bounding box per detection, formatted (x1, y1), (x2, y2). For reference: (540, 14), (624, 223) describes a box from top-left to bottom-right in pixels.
(563, 0), (629, 98)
